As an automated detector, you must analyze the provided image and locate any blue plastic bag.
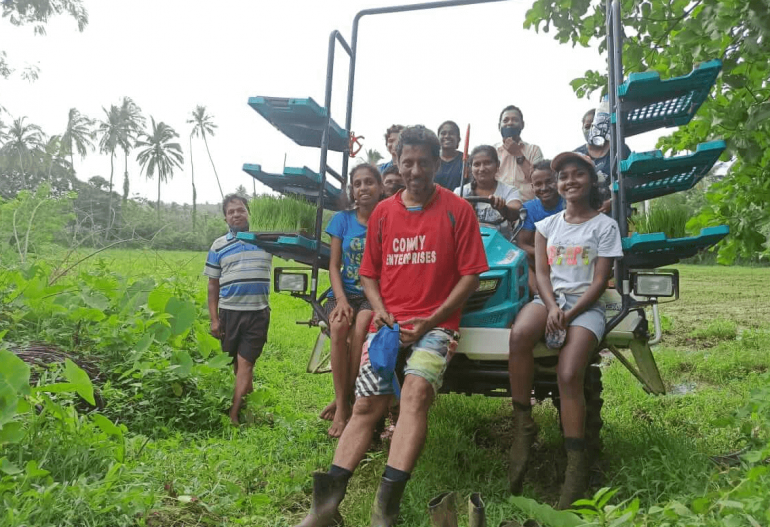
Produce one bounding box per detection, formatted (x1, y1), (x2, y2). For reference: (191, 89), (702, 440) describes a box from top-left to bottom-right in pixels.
(368, 323), (401, 398)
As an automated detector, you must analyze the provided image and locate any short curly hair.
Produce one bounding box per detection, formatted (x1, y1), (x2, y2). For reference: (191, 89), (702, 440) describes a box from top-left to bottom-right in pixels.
(498, 105), (524, 127)
(384, 124), (404, 142)
(222, 194), (250, 216)
(395, 125), (441, 161)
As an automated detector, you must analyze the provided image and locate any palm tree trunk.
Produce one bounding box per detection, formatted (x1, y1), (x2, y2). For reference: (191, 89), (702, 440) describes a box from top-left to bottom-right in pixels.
(106, 150), (115, 238)
(122, 149), (130, 204)
(202, 134), (224, 200)
(17, 147), (27, 189)
(157, 175), (162, 220)
(190, 135), (197, 232)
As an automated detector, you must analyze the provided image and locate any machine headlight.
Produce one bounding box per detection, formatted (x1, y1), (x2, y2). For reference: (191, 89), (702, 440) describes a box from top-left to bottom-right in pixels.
(274, 269), (308, 293)
(632, 270), (678, 298)
(477, 279), (499, 293)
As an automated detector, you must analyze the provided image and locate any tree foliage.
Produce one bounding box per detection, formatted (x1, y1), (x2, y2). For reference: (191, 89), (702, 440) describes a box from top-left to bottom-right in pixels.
(524, 0), (770, 262)
(135, 117), (184, 219)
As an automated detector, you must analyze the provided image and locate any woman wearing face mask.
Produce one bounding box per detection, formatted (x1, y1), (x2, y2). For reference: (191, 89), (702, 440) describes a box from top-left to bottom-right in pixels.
(506, 152), (623, 509)
(455, 145), (521, 239)
(495, 105), (544, 202)
(319, 164), (384, 438)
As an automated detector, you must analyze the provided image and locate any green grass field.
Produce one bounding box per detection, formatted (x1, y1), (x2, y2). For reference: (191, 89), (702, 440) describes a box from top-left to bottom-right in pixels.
(4, 253), (770, 526)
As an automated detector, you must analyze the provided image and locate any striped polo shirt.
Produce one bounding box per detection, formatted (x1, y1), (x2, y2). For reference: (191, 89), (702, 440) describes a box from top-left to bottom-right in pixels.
(203, 232), (272, 311)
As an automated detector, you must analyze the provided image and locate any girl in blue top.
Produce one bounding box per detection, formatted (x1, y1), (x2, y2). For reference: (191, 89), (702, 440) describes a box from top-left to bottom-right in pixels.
(320, 163), (383, 437)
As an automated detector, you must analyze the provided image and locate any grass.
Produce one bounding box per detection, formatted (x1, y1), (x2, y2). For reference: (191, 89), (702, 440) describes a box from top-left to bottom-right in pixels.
(8, 253), (770, 526)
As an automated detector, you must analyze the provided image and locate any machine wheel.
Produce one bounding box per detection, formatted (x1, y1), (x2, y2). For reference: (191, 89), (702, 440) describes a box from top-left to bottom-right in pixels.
(551, 364), (604, 465)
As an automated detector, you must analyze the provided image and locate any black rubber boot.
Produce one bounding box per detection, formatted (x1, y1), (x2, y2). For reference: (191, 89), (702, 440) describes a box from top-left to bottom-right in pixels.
(508, 403), (538, 495)
(296, 472), (347, 527)
(469, 492), (486, 527)
(557, 445), (588, 510)
(428, 491), (458, 527)
(370, 476), (407, 527)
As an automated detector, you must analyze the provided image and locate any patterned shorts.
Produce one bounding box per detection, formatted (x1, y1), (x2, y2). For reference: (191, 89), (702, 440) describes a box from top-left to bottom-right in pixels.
(354, 328), (458, 398)
(323, 294), (373, 317)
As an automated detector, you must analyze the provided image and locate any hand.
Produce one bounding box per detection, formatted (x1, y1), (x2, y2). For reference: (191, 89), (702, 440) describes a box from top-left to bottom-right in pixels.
(503, 137), (524, 156)
(399, 317), (434, 346)
(329, 300), (354, 325)
(210, 318), (223, 339)
(598, 199), (612, 214)
(489, 195), (507, 212)
(372, 309), (396, 330)
(546, 306), (566, 334)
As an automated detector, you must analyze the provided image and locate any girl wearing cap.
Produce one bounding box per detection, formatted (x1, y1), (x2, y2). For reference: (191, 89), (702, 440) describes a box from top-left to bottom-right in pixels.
(319, 163), (383, 438)
(506, 151), (623, 509)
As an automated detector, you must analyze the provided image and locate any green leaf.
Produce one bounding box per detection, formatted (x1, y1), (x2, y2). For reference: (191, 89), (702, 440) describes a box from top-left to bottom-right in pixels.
(508, 495), (583, 526)
(148, 287), (172, 313)
(0, 350), (31, 396)
(0, 422), (25, 444)
(196, 329), (220, 359)
(134, 332), (153, 354)
(24, 460), (50, 478)
(64, 359), (95, 406)
(207, 352), (233, 369)
(172, 382), (183, 397)
(172, 350), (193, 377)
(0, 457), (22, 475)
(166, 297), (197, 336)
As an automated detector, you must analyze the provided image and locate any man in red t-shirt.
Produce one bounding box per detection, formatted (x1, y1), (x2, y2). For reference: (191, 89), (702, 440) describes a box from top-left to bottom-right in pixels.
(296, 126), (489, 527)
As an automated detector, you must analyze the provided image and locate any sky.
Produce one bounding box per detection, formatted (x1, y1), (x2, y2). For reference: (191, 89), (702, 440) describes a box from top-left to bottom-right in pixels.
(2, 0), (663, 206)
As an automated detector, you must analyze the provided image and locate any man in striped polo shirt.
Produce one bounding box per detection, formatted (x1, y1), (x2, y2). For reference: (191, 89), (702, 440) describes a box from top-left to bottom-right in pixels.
(204, 194), (272, 425)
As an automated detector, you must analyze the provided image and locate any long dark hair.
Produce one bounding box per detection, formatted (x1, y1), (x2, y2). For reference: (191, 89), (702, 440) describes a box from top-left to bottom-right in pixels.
(347, 163), (383, 205)
(466, 145), (500, 194)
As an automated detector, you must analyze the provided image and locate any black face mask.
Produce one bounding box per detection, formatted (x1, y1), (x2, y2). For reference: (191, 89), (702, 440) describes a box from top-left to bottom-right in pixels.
(501, 126), (522, 139)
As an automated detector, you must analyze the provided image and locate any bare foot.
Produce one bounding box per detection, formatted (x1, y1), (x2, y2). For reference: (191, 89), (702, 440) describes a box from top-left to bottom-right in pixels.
(327, 405), (350, 438)
(319, 400), (336, 421)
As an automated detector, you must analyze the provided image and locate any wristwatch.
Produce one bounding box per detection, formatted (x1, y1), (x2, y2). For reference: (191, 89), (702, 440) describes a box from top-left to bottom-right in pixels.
(515, 155), (525, 165)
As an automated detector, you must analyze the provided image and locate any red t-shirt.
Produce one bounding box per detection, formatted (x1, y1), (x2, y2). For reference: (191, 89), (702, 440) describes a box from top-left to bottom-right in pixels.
(360, 185), (489, 331)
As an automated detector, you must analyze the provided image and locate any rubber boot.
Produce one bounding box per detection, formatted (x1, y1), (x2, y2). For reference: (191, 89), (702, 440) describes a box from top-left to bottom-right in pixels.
(508, 403), (538, 495)
(428, 491), (458, 527)
(296, 472), (347, 527)
(469, 493), (486, 527)
(557, 444), (588, 510)
(370, 476), (407, 527)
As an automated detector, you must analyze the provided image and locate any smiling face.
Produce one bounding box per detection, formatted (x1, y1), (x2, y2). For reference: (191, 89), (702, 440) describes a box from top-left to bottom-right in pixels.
(438, 124), (460, 153)
(470, 151), (499, 186)
(398, 144), (440, 202)
(557, 161), (594, 203)
(531, 168), (558, 204)
(385, 132), (400, 158)
(350, 167), (383, 207)
(224, 199), (249, 232)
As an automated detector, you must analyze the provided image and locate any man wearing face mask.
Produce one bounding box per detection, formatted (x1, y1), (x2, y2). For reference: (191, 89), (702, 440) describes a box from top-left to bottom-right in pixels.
(204, 194), (273, 425)
(495, 104), (544, 202)
(574, 107), (631, 214)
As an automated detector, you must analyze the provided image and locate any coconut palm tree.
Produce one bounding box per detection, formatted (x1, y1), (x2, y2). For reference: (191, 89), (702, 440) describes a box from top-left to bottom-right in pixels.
(118, 97), (145, 204)
(42, 135), (63, 180)
(365, 148), (384, 165)
(187, 105), (223, 201)
(60, 107), (94, 172)
(1, 116), (44, 189)
(135, 117), (184, 219)
(97, 105), (122, 233)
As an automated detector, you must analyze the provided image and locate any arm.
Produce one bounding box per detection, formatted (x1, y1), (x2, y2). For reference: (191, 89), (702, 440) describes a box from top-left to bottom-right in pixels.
(361, 275), (394, 329)
(534, 232), (567, 333)
(564, 256), (614, 323)
(489, 195), (520, 222)
(207, 278), (222, 337)
(400, 274), (480, 345)
(517, 229), (536, 263)
(327, 237), (353, 323)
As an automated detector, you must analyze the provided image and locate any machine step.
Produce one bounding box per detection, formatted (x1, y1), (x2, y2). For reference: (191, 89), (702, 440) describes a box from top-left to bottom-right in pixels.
(243, 163), (342, 210)
(617, 59), (722, 137)
(614, 140), (725, 203)
(622, 225), (729, 268)
(248, 96), (349, 151)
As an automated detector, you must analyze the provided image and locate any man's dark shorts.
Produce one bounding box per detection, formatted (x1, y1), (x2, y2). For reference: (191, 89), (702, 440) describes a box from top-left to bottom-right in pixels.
(219, 307), (270, 364)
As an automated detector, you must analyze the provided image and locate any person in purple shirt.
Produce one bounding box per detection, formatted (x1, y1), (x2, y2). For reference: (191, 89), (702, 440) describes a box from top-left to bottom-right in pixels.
(517, 160), (564, 296)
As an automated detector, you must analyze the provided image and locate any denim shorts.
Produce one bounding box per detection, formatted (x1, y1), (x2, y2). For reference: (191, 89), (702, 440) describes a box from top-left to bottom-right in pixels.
(531, 293), (606, 342)
(355, 328), (458, 398)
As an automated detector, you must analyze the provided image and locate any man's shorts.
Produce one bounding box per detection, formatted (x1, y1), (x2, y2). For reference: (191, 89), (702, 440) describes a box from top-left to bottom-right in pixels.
(531, 293), (605, 342)
(219, 307), (270, 364)
(323, 294), (373, 317)
(355, 328), (458, 398)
